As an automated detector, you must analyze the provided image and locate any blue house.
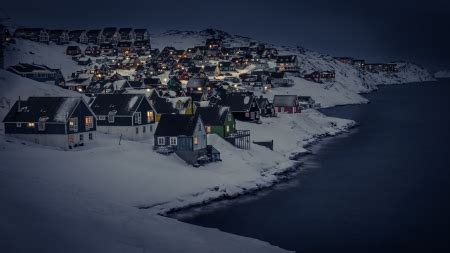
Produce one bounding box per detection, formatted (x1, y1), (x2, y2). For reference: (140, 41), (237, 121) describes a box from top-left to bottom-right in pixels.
(2, 97), (96, 149)
(90, 94), (156, 140)
(7, 63), (65, 86)
(154, 114), (219, 165)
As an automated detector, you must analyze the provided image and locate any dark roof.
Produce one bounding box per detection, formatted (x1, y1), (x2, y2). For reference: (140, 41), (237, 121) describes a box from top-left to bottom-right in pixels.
(187, 77), (208, 88)
(144, 77), (161, 85)
(276, 55), (297, 63)
(195, 106), (229, 126)
(255, 96), (270, 108)
(270, 72), (285, 79)
(273, 95), (298, 107)
(3, 97), (83, 123)
(152, 97), (178, 114)
(128, 81), (144, 88)
(218, 93), (258, 112)
(7, 63), (58, 73)
(118, 28), (132, 34)
(90, 94), (146, 116)
(155, 114), (200, 137)
(134, 29), (148, 34)
(87, 29), (101, 36)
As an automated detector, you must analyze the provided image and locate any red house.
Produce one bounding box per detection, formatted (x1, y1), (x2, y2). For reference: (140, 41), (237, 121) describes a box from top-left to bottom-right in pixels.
(273, 95), (301, 114)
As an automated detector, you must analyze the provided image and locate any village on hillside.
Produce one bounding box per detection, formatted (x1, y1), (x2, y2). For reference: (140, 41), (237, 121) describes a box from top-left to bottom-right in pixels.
(0, 26), (400, 167)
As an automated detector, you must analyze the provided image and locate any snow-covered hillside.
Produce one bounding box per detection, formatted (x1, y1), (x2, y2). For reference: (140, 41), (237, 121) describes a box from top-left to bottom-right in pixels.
(434, 70), (450, 79)
(0, 28), (436, 252)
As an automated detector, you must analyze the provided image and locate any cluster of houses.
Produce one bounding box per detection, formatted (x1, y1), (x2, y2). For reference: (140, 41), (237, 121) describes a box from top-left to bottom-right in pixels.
(1, 27), (325, 166)
(335, 57), (399, 73)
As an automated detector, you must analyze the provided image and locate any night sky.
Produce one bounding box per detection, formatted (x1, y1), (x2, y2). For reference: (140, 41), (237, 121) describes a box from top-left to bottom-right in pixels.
(2, 0), (450, 70)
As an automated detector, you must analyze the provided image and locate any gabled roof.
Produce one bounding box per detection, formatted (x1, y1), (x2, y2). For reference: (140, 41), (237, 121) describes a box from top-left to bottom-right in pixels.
(152, 97), (178, 114)
(7, 63), (57, 73)
(194, 106), (230, 126)
(90, 94), (146, 116)
(218, 93), (258, 112)
(273, 95), (298, 107)
(155, 114), (200, 137)
(3, 97), (84, 123)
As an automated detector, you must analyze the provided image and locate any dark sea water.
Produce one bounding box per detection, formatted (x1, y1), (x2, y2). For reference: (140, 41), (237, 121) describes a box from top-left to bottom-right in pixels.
(182, 80), (450, 253)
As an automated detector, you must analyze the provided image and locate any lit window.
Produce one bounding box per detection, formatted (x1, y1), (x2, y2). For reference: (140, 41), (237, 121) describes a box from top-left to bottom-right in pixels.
(157, 137), (165, 145)
(170, 137), (177, 145)
(193, 137), (198, 145)
(27, 122), (35, 128)
(206, 126), (211, 133)
(16, 123), (22, 128)
(85, 116), (94, 129)
(226, 125), (230, 133)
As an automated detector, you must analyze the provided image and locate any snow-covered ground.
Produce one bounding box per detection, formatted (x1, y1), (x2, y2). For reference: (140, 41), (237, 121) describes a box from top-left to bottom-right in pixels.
(434, 70), (450, 79)
(0, 29), (436, 252)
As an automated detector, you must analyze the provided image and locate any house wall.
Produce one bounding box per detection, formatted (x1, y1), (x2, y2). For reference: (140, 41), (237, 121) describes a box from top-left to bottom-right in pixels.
(67, 102), (97, 133)
(4, 122), (66, 134)
(97, 124), (154, 141)
(275, 106), (300, 113)
(6, 132), (95, 150)
(193, 119), (207, 151)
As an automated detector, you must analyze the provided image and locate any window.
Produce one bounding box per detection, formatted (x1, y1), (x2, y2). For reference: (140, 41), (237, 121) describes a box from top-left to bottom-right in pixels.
(143, 126), (146, 133)
(150, 125), (153, 132)
(69, 118), (78, 132)
(38, 122), (46, 131)
(193, 137), (198, 145)
(226, 125), (230, 133)
(206, 126), (211, 133)
(136, 127), (139, 134)
(16, 123), (22, 128)
(80, 134), (84, 141)
(135, 112), (141, 124)
(170, 137), (177, 146)
(157, 137), (165, 145)
(85, 116), (94, 129)
(27, 122), (35, 128)
(245, 112), (250, 117)
(147, 111), (154, 122)
(108, 113), (115, 123)
(89, 133), (93, 140)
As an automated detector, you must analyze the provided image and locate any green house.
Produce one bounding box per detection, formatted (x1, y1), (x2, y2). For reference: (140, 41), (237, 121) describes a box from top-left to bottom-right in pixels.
(194, 106), (236, 138)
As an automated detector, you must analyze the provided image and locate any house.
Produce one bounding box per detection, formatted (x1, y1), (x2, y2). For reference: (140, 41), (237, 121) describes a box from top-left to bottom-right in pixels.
(304, 71), (335, 83)
(100, 43), (116, 56)
(364, 63), (385, 73)
(298, 96), (319, 109)
(7, 63), (65, 86)
(100, 27), (119, 44)
(335, 57), (354, 65)
(186, 77), (210, 93)
(90, 94), (155, 140)
(270, 72), (293, 87)
(353, 59), (365, 69)
(48, 30), (69, 44)
(187, 66), (207, 78)
(276, 55), (299, 72)
(205, 38), (222, 49)
(85, 79), (132, 94)
(203, 65), (217, 78)
(133, 40), (151, 55)
(154, 114), (211, 165)
(273, 95), (301, 113)
(65, 76), (92, 92)
(194, 106), (236, 138)
(217, 61), (235, 74)
(143, 77), (162, 89)
(167, 76), (182, 93)
(117, 41), (133, 55)
(86, 29), (102, 44)
(218, 93), (261, 122)
(84, 46), (100, 57)
(2, 97), (96, 149)
(66, 45), (81, 56)
(255, 96), (276, 117)
(118, 28), (134, 41)
(68, 30), (88, 43)
(133, 29), (150, 41)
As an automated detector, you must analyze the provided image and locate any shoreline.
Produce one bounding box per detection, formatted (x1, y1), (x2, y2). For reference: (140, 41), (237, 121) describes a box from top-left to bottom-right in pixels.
(161, 120), (358, 218)
(160, 80), (432, 219)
